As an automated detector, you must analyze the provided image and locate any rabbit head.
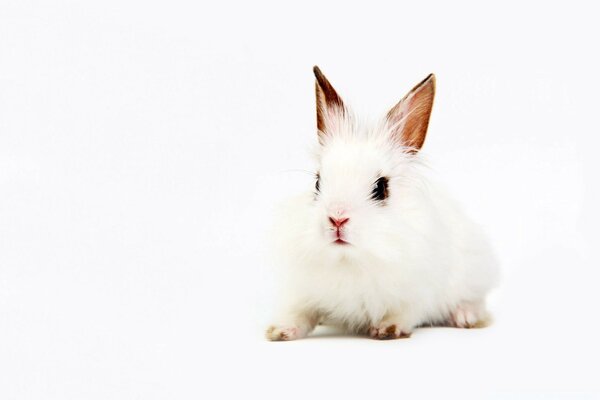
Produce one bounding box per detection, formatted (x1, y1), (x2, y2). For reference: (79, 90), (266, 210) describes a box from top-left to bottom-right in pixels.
(308, 66), (436, 254)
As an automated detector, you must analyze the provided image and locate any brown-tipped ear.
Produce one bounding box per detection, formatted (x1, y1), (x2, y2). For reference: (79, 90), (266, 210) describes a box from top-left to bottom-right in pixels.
(314, 66), (345, 142)
(386, 74), (436, 152)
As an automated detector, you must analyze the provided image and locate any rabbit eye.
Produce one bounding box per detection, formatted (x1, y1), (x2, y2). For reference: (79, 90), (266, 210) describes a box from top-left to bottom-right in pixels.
(372, 177), (389, 201)
(315, 173), (320, 193)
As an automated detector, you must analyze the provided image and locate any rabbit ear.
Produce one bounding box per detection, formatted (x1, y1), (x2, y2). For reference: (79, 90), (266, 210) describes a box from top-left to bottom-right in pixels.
(386, 74), (436, 152)
(314, 66), (345, 143)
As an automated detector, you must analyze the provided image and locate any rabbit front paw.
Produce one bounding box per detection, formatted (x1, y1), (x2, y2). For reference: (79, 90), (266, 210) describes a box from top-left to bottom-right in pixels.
(369, 323), (412, 340)
(266, 325), (304, 341)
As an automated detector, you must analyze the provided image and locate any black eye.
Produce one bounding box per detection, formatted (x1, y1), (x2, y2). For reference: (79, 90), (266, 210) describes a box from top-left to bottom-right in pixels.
(315, 173), (320, 193)
(372, 177), (389, 201)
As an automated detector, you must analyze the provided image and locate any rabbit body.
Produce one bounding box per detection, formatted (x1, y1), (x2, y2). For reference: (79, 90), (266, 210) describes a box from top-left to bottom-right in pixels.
(267, 68), (498, 341)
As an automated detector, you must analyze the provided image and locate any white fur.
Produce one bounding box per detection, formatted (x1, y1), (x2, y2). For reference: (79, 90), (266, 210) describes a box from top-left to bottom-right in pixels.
(267, 108), (499, 340)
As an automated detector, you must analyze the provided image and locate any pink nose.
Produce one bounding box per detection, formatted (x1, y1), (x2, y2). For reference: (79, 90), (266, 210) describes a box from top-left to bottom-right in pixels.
(329, 217), (349, 228)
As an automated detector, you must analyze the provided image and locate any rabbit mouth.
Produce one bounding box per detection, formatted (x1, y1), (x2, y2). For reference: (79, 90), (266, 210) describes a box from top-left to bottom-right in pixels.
(328, 225), (350, 245)
(333, 239), (349, 245)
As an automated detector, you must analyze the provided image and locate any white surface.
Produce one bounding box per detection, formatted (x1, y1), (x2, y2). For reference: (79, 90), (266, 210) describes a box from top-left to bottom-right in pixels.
(1, 1), (598, 399)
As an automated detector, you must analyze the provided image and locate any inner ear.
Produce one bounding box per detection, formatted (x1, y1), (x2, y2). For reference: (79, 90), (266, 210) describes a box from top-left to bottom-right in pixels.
(386, 74), (436, 152)
(314, 66), (345, 143)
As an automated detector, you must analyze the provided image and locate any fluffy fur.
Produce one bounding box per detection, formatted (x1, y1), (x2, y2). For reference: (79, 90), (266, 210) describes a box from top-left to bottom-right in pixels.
(266, 67), (499, 341)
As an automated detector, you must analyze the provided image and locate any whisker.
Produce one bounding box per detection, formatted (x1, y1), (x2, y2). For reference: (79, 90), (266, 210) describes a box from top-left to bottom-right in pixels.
(280, 169), (318, 177)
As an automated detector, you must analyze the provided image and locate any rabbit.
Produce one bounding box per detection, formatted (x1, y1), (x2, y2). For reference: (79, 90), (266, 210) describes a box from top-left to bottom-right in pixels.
(266, 66), (499, 341)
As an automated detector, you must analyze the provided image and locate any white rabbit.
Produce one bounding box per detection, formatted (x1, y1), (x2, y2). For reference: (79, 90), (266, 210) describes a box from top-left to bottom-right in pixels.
(266, 66), (499, 341)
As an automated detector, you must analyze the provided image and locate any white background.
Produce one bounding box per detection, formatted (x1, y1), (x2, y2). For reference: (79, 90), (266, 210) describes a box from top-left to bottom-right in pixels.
(1, 1), (599, 399)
